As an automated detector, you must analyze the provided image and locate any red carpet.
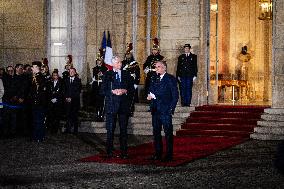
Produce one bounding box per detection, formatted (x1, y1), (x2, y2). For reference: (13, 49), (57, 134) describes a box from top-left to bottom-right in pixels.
(176, 105), (268, 138)
(80, 105), (267, 167)
(80, 136), (247, 167)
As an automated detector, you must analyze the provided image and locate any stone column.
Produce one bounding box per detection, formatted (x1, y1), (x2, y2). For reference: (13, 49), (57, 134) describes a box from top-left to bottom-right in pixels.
(251, 0), (284, 140)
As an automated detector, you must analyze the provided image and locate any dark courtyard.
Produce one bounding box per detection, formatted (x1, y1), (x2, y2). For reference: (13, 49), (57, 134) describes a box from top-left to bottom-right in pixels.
(0, 133), (283, 188)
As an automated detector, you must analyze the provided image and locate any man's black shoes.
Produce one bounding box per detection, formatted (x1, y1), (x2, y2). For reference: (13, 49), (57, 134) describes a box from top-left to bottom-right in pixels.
(148, 154), (162, 160)
(119, 153), (129, 159)
(161, 156), (173, 162)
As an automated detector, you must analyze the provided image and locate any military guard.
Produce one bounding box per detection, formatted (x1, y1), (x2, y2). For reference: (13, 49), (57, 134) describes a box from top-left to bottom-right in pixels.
(62, 54), (73, 80)
(122, 43), (140, 116)
(30, 61), (48, 142)
(176, 44), (198, 106)
(91, 50), (108, 121)
(42, 58), (51, 82)
(143, 38), (164, 97)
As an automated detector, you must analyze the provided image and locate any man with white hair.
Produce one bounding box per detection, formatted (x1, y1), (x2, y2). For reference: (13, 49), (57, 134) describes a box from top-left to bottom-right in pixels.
(147, 60), (179, 162)
(100, 56), (135, 159)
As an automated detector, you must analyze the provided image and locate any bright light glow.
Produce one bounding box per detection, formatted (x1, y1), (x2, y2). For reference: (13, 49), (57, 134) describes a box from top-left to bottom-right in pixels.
(53, 42), (64, 46)
(210, 4), (218, 12)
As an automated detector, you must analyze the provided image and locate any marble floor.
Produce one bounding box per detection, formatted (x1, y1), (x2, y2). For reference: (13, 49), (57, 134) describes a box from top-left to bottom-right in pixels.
(0, 133), (283, 188)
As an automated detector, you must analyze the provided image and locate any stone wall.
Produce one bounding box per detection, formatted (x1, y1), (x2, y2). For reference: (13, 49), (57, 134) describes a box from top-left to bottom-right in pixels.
(0, 0), (46, 68)
(272, 0), (284, 108)
(86, 0), (128, 83)
(159, 0), (208, 106)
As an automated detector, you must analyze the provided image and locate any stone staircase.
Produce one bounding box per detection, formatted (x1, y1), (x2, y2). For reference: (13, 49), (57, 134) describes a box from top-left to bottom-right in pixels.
(176, 105), (266, 138)
(250, 108), (284, 140)
(79, 104), (195, 135)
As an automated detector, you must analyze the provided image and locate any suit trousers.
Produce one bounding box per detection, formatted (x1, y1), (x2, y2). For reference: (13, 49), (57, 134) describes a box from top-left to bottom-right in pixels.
(152, 112), (173, 158)
(65, 100), (80, 133)
(32, 107), (46, 142)
(180, 77), (194, 106)
(105, 112), (128, 155)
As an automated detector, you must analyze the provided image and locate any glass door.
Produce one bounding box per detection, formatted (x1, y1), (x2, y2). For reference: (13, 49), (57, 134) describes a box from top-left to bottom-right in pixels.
(209, 0), (219, 104)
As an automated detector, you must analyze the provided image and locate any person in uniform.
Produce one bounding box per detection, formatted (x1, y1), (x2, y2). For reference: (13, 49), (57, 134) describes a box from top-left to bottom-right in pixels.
(91, 52), (108, 121)
(143, 38), (164, 97)
(41, 58), (51, 82)
(122, 43), (140, 116)
(47, 71), (64, 134)
(62, 55), (73, 81)
(176, 44), (197, 106)
(147, 60), (179, 162)
(100, 56), (135, 159)
(29, 61), (48, 142)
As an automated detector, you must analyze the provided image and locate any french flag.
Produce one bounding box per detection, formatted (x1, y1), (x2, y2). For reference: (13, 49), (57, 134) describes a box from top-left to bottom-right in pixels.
(104, 31), (113, 70)
(101, 31), (107, 58)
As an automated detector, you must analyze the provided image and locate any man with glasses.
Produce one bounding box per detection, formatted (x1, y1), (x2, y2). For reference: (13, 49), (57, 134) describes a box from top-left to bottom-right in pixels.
(147, 60), (179, 162)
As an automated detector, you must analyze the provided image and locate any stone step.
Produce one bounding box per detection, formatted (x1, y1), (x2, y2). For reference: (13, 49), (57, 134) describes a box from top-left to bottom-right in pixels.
(264, 108), (284, 115)
(134, 104), (195, 113)
(257, 120), (284, 127)
(133, 111), (190, 118)
(261, 114), (284, 122)
(250, 133), (284, 140)
(254, 126), (284, 135)
(79, 122), (181, 135)
(130, 117), (185, 124)
(80, 121), (181, 130)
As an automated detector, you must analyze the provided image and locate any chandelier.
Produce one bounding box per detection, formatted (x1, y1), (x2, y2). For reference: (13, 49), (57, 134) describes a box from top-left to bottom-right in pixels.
(258, 0), (272, 20)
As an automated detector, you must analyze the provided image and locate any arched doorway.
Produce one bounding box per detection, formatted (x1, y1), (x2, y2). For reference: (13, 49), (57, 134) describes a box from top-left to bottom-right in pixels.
(208, 0), (272, 105)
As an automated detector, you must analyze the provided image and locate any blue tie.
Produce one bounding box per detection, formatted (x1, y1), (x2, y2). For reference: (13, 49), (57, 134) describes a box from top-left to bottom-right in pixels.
(115, 72), (120, 82)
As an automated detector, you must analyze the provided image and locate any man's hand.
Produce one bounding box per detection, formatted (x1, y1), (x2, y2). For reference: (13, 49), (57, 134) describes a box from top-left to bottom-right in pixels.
(112, 89), (127, 95)
(147, 92), (156, 100)
(51, 98), (57, 103)
(66, 98), (71, 103)
(18, 98), (24, 103)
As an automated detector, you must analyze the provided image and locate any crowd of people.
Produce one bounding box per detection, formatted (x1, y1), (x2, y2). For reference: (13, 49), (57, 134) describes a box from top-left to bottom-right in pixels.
(0, 55), (82, 142)
(0, 41), (198, 162)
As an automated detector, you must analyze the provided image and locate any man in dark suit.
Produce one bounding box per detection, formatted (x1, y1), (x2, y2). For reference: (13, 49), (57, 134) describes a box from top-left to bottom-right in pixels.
(64, 68), (82, 134)
(47, 71), (64, 134)
(147, 60), (179, 162)
(176, 44), (198, 106)
(143, 39), (164, 97)
(100, 56), (134, 159)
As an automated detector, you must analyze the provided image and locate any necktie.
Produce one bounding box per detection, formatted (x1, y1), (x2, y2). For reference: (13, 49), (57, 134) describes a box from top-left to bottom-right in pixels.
(115, 72), (120, 82)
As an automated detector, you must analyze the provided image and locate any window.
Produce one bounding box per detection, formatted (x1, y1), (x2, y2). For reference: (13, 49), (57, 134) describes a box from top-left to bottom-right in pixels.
(47, 0), (85, 77)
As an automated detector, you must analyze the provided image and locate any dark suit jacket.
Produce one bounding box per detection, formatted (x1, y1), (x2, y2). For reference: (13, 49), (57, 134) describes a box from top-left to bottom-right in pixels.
(149, 73), (179, 114)
(100, 70), (134, 114)
(64, 76), (82, 107)
(48, 79), (64, 105)
(176, 53), (198, 77)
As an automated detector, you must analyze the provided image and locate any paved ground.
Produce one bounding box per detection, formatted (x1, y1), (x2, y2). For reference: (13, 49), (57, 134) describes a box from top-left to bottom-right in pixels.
(0, 133), (283, 188)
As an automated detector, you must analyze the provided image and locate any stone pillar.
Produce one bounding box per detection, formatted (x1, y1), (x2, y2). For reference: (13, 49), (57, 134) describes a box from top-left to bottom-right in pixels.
(251, 0), (284, 140)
